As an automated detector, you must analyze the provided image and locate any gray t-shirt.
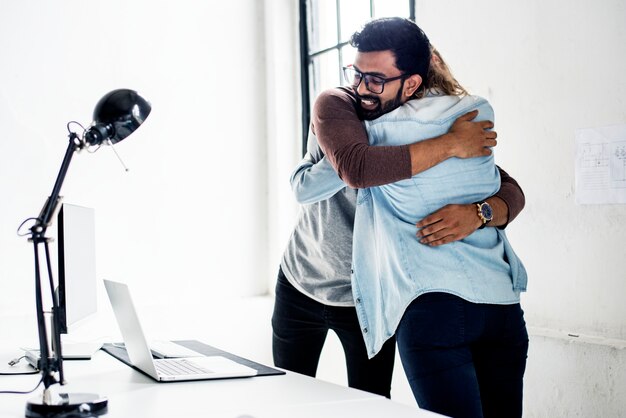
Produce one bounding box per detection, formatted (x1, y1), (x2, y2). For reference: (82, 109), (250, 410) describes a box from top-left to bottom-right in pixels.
(280, 132), (356, 306)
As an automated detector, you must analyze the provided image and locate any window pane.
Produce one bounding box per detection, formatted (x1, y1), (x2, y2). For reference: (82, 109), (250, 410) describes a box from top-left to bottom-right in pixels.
(308, 0), (339, 53)
(301, 0), (414, 150)
(339, 0), (371, 42)
(340, 45), (357, 73)
(309, 49), (341, 102)
(373, 0), (409, 18)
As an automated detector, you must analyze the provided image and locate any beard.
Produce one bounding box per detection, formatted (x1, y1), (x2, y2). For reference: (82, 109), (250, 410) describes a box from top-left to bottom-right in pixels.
(354, 83), (405, 121)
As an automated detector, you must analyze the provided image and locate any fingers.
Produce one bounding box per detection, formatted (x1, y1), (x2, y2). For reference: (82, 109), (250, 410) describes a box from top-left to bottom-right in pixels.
(420, 233), (456, 246)
(415, 204), (475, 245)
(415, 212), (444, 229)
(479, 120), (495, 130)
(418, 223), (468, 246)
(416, 209), (456, 238)
(418, 230), (448, 245)
(485, 138), (497, 148)
(457, 109), (479, 122)
(416, 220), (446, 238)
(417, 222), (460, 245)
(484, 130), (497, 139)
(416, 204), (456, 230)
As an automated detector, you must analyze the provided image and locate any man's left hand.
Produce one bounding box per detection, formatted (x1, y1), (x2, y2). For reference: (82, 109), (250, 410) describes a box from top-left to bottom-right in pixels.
(415, 204), (482, 246)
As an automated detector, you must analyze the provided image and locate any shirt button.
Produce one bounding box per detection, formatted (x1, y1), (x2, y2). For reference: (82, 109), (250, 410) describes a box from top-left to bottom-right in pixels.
(351, 269), (354, 274)
(363, 328), (368, 333)
(356, 298), (361, 304)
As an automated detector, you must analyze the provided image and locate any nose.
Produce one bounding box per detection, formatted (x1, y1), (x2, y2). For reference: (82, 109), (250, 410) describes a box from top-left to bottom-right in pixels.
(356, 79), (370, 96)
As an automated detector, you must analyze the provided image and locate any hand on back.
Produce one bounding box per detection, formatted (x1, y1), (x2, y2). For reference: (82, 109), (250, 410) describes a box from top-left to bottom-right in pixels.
(449, 110), (497, 158)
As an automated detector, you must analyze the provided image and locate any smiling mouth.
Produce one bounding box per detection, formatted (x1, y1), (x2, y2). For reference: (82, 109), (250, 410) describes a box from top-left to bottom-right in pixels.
(359, 98), (379, 110)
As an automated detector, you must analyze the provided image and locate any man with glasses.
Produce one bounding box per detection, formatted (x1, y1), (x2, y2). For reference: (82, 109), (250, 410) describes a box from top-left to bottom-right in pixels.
(273, 18), (525, 404)
(342, 64), (408, 119)
(320, 18), (526, 417)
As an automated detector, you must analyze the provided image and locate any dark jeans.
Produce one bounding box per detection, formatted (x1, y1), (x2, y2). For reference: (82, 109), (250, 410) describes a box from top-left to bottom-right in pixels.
(396, 292), (529, 418)
(272, 267), (396, 398)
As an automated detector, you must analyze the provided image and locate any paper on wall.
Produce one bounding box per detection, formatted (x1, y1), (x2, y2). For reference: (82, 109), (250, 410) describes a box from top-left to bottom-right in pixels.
(575, 124), (626, 205)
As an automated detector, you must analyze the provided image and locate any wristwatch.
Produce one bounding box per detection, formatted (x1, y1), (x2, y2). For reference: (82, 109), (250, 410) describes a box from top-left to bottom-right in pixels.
(475, 201), (493, 229)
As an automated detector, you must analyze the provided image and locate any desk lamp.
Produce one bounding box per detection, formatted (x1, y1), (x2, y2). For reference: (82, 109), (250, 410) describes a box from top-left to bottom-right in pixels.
(23, 89), (151, 418)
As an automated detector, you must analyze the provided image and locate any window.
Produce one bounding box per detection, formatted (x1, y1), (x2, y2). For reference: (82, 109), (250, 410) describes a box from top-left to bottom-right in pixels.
(298, 0), (416, 152)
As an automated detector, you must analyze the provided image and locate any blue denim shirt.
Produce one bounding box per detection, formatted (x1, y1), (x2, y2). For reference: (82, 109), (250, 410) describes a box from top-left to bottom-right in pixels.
(351, 94), (527, 357)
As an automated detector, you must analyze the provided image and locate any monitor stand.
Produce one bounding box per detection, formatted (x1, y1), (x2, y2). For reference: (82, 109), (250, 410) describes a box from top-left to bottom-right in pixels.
(22, 339), (103, 367)
(60, 340), (103, 360)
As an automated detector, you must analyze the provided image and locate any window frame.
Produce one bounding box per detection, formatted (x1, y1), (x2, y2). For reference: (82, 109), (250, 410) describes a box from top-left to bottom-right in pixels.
(298, 0), (416, 154)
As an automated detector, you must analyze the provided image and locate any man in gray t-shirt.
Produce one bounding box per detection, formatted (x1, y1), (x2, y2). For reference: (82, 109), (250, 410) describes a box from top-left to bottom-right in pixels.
(273, 130), (396, 397)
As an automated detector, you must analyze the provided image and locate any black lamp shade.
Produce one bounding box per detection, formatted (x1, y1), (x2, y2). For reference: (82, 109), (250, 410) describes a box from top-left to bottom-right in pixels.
(84, 89), (151, 145)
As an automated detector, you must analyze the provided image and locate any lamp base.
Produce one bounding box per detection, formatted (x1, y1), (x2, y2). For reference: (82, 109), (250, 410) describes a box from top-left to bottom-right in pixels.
(25, 393), (108, 418)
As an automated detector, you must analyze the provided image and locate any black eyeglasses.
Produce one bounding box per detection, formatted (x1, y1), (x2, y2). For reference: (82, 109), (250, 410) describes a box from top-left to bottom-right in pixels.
(342, 66), (406, 94)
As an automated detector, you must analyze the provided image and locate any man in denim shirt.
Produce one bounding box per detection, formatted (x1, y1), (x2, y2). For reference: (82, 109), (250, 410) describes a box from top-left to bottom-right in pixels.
(307, 18), (528, 417)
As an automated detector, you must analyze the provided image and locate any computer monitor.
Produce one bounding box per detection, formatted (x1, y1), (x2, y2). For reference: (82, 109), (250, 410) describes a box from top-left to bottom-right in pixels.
(56, 203), (98, 335)
(22, 203), (100, 365)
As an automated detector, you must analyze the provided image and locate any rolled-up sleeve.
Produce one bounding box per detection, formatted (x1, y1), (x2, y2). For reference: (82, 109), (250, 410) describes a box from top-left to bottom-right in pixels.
(312, 88), (412, 189)
(494, 165), (526, 228)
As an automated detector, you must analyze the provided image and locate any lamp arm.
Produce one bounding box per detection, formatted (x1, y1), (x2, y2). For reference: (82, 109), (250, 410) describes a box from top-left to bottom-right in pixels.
(35, 133), (82, 230)
(31, 240), (54, 388)
(44, 240), (65, 385)
(29, 131), (82, 392)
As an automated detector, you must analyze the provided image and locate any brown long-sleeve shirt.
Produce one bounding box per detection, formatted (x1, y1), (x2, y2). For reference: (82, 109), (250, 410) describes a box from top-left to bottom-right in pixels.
(312, 87), (525, 225)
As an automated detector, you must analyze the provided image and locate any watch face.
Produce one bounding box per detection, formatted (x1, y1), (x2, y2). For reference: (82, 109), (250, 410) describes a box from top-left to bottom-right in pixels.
(481, 203), (493, 221)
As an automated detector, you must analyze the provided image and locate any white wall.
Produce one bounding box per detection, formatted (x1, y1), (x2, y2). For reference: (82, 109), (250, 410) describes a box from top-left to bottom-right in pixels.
(263, 0), (304, 292)
(415, 1), (626, 415)
(0, 0), (273, 317)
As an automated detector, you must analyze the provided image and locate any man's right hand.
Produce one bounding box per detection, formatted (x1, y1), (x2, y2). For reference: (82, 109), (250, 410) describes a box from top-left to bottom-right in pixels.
(447, 110), (497, 158)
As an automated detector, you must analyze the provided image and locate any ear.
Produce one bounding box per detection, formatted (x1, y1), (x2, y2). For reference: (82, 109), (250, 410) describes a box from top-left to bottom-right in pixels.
(403, 74), (422, 97)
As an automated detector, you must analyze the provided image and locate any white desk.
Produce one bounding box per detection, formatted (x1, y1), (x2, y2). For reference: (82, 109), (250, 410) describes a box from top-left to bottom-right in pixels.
(1, 296), (444, 417)
(0, 346), (441, 417)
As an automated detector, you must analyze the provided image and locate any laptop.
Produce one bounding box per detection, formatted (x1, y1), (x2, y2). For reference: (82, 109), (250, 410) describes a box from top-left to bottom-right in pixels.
(103, 279), (257, 382)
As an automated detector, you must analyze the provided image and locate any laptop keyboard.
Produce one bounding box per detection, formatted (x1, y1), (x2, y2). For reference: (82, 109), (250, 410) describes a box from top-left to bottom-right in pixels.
(155, 359), (213, 376)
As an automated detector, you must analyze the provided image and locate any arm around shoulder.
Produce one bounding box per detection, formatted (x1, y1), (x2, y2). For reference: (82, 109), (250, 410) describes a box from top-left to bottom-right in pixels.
(492, 166), (525, 228)
(290, 154), (346, 205)
(312, 88), (412, 188)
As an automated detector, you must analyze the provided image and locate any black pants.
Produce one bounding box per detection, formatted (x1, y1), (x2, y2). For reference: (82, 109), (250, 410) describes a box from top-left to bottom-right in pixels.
(397, 292), (529, 418)
(271, 267), (396, 398)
